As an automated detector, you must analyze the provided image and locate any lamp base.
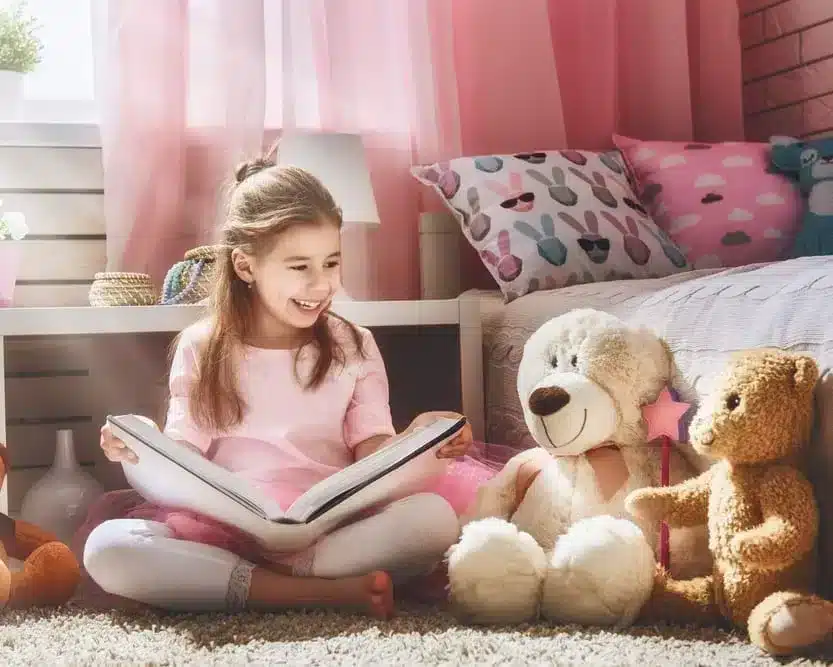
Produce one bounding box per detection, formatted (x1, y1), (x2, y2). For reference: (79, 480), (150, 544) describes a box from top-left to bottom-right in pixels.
(339, 223), (377, 302)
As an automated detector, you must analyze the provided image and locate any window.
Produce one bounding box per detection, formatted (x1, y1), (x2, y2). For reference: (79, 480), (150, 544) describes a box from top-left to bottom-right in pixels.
(2, 0), (98, 124)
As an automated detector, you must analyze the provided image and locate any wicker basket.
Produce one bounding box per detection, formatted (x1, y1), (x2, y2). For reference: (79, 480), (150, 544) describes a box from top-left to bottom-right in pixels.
(89, 272), (158, 307)
(160, 244), (224, 305)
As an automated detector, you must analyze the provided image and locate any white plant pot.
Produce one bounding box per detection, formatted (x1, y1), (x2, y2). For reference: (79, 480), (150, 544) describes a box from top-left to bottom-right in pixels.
(0, 69), (24, 120)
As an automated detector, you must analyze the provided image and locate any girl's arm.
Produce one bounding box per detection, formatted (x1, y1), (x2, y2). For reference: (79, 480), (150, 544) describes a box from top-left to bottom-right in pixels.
(343, 330), (397, 458)
(343, 329), (473, 461)
(353, 433), (395, 460)
(164, 331), (214, 455)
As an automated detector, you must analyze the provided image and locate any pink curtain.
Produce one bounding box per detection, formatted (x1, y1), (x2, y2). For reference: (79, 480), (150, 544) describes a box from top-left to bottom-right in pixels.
(95, 0), (744, 300)
(96, 0), (267, 287)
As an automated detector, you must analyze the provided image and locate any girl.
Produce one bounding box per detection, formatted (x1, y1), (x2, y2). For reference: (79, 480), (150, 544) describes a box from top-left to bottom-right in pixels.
(79, 156), (498, 619)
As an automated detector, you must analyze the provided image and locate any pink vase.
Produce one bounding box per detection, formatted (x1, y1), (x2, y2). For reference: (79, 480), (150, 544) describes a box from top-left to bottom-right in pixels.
(0, 242), (22, 307)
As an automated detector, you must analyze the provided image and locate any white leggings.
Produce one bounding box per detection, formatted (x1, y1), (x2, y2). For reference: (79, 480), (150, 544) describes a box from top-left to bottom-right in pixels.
(83, 492), (460, 612)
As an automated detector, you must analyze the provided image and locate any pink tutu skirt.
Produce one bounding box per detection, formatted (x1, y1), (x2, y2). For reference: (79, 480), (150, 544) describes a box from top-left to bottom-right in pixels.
(71, 441), (516, 609)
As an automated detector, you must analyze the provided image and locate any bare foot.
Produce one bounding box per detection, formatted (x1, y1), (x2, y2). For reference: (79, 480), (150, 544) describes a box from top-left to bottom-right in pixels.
(362, 570), (394, 620)
(247, 566), (395, 618)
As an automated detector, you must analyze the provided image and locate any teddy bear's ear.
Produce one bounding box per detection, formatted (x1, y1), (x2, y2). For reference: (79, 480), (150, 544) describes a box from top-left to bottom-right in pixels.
(657, 337), (673, 364)
(647, 334), (675, 378)
(793, 355), (819, 395)
(768, 136), (805, 175)
(627, 329), (675, 393)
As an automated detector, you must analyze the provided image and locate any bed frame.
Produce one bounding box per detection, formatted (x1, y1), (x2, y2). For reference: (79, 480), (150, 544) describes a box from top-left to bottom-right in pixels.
(418, 211), (465, 301)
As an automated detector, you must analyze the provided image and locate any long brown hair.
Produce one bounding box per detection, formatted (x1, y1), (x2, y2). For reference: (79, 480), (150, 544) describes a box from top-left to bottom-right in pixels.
(180, 154), (366, 434)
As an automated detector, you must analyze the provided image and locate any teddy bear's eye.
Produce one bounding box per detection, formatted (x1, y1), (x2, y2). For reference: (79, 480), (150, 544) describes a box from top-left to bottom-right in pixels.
(725, 393), (741, 411)
(570, 355), (578, 367)
(800, 148), (819, 167)
(550, 356), (558, 368)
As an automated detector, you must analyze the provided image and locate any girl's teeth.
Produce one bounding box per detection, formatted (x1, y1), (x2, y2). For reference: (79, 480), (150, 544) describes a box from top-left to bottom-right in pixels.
(295, 300), (319, 310)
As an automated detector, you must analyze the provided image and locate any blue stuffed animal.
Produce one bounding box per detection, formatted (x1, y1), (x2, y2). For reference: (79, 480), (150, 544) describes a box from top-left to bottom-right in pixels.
(769, 135), (833, 257)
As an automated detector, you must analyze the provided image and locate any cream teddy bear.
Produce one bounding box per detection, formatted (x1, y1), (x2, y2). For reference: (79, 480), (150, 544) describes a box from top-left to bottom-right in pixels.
(446, 308), (710, 626)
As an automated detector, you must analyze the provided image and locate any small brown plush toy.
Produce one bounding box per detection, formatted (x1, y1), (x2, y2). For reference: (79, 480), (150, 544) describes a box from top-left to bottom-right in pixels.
(626, 348), (833, 656)
(0, 443), (81, 608)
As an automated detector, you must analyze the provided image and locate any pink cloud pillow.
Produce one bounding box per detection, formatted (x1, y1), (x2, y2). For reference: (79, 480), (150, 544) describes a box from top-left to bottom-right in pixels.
(613, 134), (803, 269)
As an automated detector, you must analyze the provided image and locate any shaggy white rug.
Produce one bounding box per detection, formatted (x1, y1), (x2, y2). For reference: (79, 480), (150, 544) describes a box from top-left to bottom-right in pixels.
(2, 604), (832, 666)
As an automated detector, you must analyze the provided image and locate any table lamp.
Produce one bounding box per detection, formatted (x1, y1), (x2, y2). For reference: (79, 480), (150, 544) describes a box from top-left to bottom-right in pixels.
(275, 132), (380, 301)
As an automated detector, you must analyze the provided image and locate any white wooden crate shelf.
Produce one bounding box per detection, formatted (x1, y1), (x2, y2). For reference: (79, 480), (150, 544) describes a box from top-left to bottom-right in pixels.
(0, 300), (462, 336)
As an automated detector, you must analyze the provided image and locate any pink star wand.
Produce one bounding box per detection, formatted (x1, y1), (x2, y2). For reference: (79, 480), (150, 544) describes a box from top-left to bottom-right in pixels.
(641, 386), (691, 570)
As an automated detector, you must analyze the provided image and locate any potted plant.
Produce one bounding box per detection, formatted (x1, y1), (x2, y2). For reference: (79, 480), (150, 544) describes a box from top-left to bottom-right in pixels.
(0, 1), (42, 118)
(0, 202), (29, 307)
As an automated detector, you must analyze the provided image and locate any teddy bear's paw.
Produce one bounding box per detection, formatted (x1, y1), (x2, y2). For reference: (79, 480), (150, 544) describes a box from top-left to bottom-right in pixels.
(446, 517), (547, 625)
(540, 515), (656, 627)
(12, 542), (81, 608)
(729, 532), (780, 570)
(624, 489), (666, 523)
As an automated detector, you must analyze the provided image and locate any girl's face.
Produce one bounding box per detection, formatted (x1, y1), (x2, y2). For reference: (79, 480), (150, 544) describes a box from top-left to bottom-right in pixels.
(233, 220), (342, 343)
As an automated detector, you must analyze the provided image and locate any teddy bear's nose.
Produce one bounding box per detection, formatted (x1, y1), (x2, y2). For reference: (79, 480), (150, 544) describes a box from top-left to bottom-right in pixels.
(529, 386), (571, 416)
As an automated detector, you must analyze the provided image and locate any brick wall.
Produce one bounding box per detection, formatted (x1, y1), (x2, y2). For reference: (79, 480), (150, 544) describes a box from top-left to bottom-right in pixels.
(740, 0), (833, 141)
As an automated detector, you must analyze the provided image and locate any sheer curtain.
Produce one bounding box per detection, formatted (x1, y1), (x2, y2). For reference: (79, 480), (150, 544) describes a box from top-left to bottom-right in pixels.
(92, 0), (745, 300)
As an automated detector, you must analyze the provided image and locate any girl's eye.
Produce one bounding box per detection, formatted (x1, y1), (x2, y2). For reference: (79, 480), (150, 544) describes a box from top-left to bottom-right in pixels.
(289, 265), (307, 272)
(325, 260), (341, 269)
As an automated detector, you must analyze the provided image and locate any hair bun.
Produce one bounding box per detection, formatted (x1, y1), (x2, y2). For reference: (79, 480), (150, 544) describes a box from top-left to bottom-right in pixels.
(234, 158), (273, 184)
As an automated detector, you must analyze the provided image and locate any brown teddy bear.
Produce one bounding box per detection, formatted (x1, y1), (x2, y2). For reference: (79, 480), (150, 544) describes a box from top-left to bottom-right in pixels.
(626, 348), (833, 656)
(0, 442), (81, 608)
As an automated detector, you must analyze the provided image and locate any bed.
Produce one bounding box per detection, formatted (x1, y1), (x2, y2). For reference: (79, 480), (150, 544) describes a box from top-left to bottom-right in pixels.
(422, 212), (832, 441)
(420, 211), (833, 595)
(464, 259), (833, 450)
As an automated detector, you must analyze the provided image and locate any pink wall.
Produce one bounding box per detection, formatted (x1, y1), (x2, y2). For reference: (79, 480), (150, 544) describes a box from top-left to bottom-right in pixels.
(740, 0), (833, 141)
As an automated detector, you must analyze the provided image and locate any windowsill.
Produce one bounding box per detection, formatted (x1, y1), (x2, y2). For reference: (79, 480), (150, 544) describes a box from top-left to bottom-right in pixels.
(0, 122), (101, 148)
(0, 122), (286, 150)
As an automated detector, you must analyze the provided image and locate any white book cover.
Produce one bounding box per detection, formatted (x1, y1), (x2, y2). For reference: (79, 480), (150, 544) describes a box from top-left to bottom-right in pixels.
(107, 414), (465, 552)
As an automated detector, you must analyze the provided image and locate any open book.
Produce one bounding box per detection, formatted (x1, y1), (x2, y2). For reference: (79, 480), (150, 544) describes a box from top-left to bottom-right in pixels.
(107, 414), (466, 551)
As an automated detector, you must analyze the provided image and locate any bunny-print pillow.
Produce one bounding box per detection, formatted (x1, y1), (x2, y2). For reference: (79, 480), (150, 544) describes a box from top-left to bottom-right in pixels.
(411, 149), (691, 302)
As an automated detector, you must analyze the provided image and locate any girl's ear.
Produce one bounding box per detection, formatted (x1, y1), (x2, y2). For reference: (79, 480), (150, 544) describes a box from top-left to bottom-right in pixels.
(231, 248), (255, 285)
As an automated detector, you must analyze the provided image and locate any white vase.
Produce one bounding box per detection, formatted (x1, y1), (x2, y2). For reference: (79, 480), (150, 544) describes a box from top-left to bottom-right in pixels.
(0, 70), (24, 120)
(20, 429), (105, 544)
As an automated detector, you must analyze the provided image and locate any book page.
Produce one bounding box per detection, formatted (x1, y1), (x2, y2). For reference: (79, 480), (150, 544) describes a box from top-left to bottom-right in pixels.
(284, 416), (465, 523)
(110, 413), (465, 533)
(108, 415), (286, 520)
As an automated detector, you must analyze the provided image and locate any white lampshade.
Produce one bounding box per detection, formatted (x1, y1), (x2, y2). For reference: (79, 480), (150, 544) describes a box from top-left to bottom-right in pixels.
(275, 132), (380, 226)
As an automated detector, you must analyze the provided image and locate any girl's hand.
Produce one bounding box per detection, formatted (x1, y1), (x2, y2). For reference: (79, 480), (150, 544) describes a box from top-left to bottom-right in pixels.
(407, 411), (473, 459)
(99, 415), (159, 465)
(100, 422), (139, 464)
(438, 418), (473, 458)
